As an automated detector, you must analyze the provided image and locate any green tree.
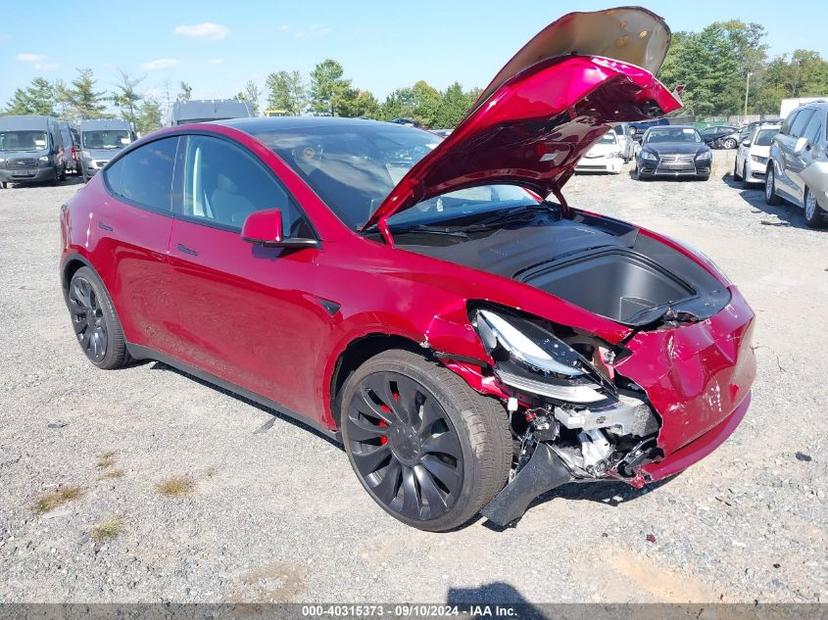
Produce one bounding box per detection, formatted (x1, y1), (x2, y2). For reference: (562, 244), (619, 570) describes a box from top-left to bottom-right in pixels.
(112, 71), (144, 126)
(135, 98), (162, 136)
(4, 77), (56, 115)
(309, 59), (350, 116)
(62, 68), (108, 119)
(338, 88), (380, 118)
(265, 70), (306, 115)
(411, 80), (442, 127)
(755, 50), (828, 114)
(434, 82), (472, 128)
(235, 80), (261, 115)
(380, 87), (415, 120)
(178, 81), (192, 102)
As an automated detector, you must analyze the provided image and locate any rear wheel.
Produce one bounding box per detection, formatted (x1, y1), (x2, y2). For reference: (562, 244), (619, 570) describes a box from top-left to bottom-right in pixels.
(723, 138), (737, 149)
(340, 349), (511, 531)
(733, 158), (741, 180)
(67, 266), (130, 369)
(804, 187), (827, 229)
(765, 166), (782, 205)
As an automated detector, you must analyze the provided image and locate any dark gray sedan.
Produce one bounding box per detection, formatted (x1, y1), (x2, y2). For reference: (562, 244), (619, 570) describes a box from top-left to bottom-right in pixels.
(635, 126), (712, 181)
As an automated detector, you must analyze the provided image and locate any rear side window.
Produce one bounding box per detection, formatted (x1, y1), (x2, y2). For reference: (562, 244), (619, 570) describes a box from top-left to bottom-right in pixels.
(780, 111), (797, 135)
(104, 137), (178, 213)
(803, 111), (824, 144)
(789, 110), (814, 138)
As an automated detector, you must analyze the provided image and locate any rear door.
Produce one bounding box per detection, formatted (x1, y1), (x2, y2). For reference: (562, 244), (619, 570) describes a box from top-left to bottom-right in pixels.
(165, 133), (332, 418)
(94, 136), (180, 353)
(798, 109), (825, 198)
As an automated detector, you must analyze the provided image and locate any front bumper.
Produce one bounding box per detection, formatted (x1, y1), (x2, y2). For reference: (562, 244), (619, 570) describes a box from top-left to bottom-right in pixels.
(0, 166), (57, 183)
(575, 156), (623, 174)
(80, 160), (109, 176)
(638, 161), (710, 177)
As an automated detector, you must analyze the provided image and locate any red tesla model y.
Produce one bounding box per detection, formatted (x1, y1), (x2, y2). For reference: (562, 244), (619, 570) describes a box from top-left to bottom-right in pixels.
(60, 7), (756, 530)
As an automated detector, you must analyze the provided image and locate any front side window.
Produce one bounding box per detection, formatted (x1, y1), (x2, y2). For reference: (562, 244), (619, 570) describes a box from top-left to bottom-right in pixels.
(104, 137), (178, 213)
(803, 112), (824, 145)
(0, 131), (48, 151)
(82, 130), (131, 149)
(180, 135), (311, 237)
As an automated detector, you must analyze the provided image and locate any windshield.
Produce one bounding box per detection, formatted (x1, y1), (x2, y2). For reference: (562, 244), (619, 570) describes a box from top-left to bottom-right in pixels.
(598, 133), (617, 144)
(82, 130), (131, 149)
(253, 122), (538, 229)
(754, 128), (778, 146)
(645, 128), (701, 144)
(0, 131), (48, 152)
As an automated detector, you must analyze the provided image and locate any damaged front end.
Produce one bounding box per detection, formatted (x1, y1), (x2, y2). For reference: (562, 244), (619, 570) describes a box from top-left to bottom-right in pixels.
(470, 306), (665, 525)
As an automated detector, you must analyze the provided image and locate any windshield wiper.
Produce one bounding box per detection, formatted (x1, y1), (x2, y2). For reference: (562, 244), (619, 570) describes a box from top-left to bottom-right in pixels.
(392, 224), (469, 239)
(457, 203), (561, 231)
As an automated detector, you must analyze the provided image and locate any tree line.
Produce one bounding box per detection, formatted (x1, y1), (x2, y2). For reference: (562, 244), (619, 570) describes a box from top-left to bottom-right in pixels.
(658, 20), (828, 116)
(5, 18), (827, 133)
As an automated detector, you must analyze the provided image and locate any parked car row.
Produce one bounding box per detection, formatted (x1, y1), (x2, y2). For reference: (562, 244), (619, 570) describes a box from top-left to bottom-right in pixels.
(0, 115), (136, 188)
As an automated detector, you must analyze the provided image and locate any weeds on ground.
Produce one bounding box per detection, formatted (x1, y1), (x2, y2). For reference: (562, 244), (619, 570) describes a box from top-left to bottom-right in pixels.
(156, 475), (196, 497)
(91, 515), (123, 541)
(34, 486), (84, 514)
(96, 451), (117, 469)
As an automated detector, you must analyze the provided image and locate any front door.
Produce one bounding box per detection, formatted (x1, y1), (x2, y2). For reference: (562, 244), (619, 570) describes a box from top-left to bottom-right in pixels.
(165, 133), (332, 421)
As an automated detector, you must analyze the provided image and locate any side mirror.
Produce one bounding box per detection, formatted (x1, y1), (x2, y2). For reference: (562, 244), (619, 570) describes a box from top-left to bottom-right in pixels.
(793, 136), (808, 155)
(241, 208), (318, 248)
(741, 139), (751, 147)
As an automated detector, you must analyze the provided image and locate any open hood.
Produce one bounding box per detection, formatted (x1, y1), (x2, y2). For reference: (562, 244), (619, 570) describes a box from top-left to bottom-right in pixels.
(363, 6), (681, 230)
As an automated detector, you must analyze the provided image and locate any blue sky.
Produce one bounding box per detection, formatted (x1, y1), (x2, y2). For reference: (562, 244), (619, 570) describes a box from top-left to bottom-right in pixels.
(2, 1), (826, 110)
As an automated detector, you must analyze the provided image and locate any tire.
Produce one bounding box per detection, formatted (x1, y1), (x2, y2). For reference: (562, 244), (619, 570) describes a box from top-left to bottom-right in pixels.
(67, 266), (130, 369)
(340, 349), (511, 532)
(723, 138), (737, 149)
(59, 166), (67, 182)
(804, 187), (827, 229)
(733, 158), (741, 180)
(0, 181), (6, 189)
(765, 165), (783, 205)
(697, 174), (710, 181)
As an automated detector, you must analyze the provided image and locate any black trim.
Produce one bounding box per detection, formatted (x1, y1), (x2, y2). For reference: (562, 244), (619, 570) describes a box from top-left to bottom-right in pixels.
(126, 343), (342, 444)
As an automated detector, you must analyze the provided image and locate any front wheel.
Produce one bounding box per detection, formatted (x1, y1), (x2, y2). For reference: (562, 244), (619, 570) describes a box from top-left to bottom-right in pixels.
(765, 166), (783, 205)
(723, 138), (737, 149)
(733, 158), (741, 180)
(340, 349), (511, 531)
(804, 187), (827, 229)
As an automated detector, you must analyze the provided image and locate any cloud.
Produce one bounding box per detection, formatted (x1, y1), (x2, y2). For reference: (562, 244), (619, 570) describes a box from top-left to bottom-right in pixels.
(207, 58), (224, 65)
(173, 22), (229, 40)
(142, 58), (180, 70)
(276, 24), (290, 32)
(16, 52), (58, 71)
(16, 52), (46, 63)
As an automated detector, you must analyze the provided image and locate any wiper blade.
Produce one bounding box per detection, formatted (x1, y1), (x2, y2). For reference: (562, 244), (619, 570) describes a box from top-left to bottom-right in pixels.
(393, 224), (469, 239)
(460, 204), (561, 231)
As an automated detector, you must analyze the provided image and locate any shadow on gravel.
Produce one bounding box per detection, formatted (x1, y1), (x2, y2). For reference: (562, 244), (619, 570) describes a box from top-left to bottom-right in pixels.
(723, 172), (812, 230)
(447, 582), (544, 616)
(148, 361), (344, 450)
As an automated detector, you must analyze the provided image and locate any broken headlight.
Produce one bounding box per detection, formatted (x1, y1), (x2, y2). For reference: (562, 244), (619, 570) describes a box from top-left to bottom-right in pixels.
(474, 309), (610, 404)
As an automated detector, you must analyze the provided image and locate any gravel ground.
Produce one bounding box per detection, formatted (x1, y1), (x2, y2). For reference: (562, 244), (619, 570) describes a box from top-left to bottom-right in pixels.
(0, 151), (826, 605)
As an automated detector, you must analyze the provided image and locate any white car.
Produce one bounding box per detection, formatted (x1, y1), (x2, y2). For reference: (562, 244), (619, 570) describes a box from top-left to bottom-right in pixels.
(575, 131), (623, 174)
(734, 123), (781, 187)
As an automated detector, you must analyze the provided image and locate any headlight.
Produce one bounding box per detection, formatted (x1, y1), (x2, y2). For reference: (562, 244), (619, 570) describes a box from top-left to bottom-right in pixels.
(750, 154), (767, 165)
(696, 151), (712, 160)
(38, 155), (49, 163)
(475, 309), (609, 404)
(640, 151), (658, 161)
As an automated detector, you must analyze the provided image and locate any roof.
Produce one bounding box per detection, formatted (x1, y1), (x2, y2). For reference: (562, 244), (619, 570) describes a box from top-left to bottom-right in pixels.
(172, 99), (253, 123)
(219, 116), (404, 134)
(79, 118), (132, 131)
(0, 115), (55, 130)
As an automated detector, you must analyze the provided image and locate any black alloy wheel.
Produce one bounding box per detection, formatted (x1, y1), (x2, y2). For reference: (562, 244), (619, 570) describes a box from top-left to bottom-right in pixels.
(345, 370), (464, 522)
(340, 349), (511, 531)
(67, 266), (130, 369)
(69, 276), (109, 363)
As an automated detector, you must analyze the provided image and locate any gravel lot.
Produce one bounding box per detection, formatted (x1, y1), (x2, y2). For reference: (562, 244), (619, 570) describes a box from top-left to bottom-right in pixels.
(0, 151), (825, 605)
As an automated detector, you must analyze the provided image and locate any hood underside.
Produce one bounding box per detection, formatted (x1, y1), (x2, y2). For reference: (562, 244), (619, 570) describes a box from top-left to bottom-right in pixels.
(363, 7), (681, 230)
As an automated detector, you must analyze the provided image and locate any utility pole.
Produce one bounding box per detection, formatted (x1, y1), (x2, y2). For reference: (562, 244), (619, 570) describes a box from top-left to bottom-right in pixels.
(744, 72), (752, 119)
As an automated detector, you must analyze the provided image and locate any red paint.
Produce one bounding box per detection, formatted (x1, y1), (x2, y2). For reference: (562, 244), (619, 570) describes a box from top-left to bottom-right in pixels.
(59, 8), (753, 487)
(240, 208), (283, 244)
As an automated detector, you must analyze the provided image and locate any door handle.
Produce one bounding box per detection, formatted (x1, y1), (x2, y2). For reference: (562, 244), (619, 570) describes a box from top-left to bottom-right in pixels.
(176, 243), (199, 257)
